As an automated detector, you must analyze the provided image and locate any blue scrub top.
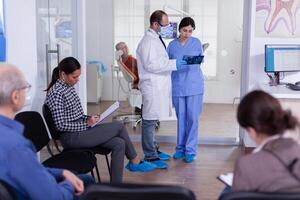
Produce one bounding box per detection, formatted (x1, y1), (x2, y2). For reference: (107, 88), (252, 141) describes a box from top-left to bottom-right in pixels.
(167, 37), (204, 97)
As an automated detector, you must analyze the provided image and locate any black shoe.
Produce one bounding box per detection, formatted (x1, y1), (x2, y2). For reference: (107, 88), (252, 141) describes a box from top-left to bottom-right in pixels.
(134, 107), (142, 114)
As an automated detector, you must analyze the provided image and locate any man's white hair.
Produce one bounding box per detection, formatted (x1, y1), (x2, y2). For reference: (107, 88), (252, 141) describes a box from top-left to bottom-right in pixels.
(0, 64), (25, 105)
(115, 42), (126, 51)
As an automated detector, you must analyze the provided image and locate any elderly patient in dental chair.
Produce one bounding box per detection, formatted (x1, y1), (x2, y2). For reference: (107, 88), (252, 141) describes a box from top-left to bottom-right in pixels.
(115, 42), (139, 89)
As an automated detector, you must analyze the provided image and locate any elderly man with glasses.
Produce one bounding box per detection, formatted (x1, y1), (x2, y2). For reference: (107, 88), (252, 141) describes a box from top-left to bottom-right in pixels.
(0, 64), (93, 200)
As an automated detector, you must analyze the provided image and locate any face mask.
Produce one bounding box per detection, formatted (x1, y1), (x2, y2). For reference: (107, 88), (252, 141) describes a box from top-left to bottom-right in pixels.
(159, 24), (171, 37)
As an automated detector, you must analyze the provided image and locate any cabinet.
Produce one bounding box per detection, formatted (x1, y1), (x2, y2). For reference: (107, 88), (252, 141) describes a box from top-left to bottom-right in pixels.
(87, 64), (103, 103)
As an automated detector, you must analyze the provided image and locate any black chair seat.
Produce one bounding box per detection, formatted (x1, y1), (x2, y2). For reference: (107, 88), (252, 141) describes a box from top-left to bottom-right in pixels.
(64, 146), (111, 155)
(43, 104), (112, 182)
(15, 111), (97, 179)
(90, 146), (111, 155)
(83, 183), (196, 200)
(219, 192), (300, 200)
(0, 181), (15, 200)
(43, 151), (96, 174)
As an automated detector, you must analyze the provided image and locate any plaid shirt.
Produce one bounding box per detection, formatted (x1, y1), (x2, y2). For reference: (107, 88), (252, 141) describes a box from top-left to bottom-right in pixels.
(45, 79), (89, 132)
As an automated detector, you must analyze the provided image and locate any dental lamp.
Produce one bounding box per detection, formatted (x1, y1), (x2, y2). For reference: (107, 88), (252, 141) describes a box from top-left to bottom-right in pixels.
(163, 4), (194, 17)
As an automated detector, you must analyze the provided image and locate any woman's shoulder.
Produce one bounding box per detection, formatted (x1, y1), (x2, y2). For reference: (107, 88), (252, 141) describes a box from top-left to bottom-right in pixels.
(190, 37), (202, 45)
(47, 82), (68, 97)
(167, 39), (179, 52)
(168, 38), (179, 46)
(236, 149), (273, 169)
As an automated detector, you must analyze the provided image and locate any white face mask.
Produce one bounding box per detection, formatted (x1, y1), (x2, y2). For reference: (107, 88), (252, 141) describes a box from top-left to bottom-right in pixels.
(159, 25), (173, 37)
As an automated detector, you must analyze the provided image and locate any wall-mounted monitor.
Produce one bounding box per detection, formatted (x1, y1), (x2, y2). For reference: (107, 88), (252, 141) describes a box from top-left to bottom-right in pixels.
(160, 22), (177, 39)
(265, 44), (300, 73)
(55, 20), (72, 38)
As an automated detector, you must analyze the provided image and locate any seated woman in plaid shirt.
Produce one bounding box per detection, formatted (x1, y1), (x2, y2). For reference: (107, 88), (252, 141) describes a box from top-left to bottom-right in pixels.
(45, 57), (156, 183)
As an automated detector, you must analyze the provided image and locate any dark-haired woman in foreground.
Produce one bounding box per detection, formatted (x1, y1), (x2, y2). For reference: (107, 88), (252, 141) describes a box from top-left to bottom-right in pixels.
(45, 57), (155, 183)
(221, 90), (300, 198)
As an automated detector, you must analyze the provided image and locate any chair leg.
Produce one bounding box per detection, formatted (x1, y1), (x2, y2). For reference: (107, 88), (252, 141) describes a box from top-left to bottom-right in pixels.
(90, 170), (95, 179)
(105, 155), (112, 182)
(94, 162), (101, 183)
(133, 117), (142, 128)
(46, 144), (54, 156)
(53, 140), (62, 152)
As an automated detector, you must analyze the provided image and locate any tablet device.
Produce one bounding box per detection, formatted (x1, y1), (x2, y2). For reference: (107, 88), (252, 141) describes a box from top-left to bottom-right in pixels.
(183, 55), (204, 65)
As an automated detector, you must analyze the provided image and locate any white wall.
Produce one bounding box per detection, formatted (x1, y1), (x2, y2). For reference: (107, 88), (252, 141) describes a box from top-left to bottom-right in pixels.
(203, 0), (243, 103)
(5, 0), (38, 111)
(86, 0), (116, 101)
(241, 0), (300, 147)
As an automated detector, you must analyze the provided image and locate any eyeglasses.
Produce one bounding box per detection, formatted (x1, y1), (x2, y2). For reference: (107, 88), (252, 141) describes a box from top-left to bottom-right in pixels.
(18, 83), (32, 93)
(158, 22), (170, 27)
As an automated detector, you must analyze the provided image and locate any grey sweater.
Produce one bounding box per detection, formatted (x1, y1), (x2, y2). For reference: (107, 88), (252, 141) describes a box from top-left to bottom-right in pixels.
(232, 137), (300, 192)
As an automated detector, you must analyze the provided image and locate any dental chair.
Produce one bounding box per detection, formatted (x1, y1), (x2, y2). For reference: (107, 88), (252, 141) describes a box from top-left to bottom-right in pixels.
(114, 50), (142, 129)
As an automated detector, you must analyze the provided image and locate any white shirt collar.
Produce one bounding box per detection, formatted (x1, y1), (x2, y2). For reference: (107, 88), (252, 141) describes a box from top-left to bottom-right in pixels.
(148, 28), (159, 37)
(253, 131), (299, 153)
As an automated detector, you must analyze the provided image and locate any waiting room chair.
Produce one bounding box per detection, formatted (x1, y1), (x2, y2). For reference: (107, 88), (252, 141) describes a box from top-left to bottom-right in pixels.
(15, 111), (98, 179)
(219, 192), (300, 200)
(83, 183), (196, 200)
(42, 104), (112, 182)
(0, 181), (15, 200)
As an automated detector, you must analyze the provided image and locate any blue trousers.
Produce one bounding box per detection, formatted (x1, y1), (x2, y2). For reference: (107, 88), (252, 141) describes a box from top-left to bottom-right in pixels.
(172, 94), (203, 155)
(218, 186), (231, 199)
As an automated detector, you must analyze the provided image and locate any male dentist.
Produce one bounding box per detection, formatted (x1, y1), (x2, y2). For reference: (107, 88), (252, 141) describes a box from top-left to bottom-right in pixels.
(136, 10), (187, 169)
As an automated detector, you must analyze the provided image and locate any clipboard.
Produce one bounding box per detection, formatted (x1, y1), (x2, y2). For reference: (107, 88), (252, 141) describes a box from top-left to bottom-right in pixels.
(90, 101), (120, 127)
(217, 173), (233, 187)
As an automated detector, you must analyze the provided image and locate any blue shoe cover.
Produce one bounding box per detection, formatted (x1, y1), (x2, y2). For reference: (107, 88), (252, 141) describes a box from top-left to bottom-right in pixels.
(184, 154), (196, 163)
(146, 158), (168, 169)
(173, 151), (185, 159)
(126, 161), (156, 172)
(158, 151), (171, 161)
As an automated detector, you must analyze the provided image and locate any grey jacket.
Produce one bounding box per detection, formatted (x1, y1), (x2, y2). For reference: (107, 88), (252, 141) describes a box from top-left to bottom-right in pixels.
(232, 137), (300, 192)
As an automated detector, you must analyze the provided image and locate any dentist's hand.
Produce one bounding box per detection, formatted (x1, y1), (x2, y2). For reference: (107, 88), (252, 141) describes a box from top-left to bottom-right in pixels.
(176, 59), (188, 70)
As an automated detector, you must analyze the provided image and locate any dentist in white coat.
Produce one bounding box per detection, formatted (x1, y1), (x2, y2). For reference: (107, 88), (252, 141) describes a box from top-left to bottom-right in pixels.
(136, 10), (187, 169)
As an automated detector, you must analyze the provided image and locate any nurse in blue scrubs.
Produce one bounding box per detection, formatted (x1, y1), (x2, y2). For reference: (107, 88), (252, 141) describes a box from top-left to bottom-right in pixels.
(167, 17), (204, 163)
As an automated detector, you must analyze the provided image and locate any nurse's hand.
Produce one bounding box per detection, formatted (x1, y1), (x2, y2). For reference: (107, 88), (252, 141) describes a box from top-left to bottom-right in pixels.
(176, 59), (188, 70)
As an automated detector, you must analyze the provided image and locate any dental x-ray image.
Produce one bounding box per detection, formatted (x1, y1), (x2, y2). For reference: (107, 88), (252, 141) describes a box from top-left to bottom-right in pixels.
(183, 55), (204, 65)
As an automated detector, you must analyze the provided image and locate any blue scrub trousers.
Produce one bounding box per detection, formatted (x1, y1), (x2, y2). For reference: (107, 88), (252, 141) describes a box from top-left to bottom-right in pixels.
(172, 94), (203, 155)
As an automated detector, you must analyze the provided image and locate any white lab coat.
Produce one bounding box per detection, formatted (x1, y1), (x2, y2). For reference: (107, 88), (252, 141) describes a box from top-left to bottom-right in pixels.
(136, 29), (177, 120)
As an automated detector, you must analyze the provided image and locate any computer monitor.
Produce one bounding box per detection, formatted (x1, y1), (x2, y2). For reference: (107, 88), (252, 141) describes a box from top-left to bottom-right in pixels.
(160, 22), (177, 39)
(265, 44), (300, 84)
